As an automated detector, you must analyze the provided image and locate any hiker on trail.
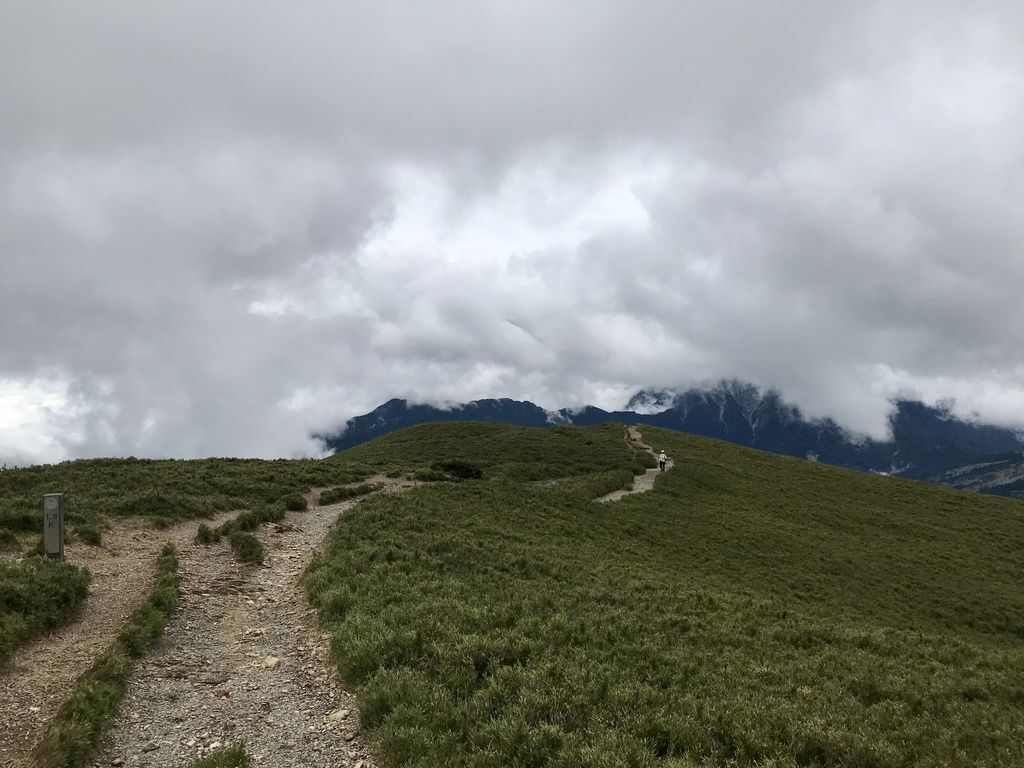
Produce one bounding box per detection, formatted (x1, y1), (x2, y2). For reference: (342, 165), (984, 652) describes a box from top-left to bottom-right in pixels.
(658, 450), (668, 472)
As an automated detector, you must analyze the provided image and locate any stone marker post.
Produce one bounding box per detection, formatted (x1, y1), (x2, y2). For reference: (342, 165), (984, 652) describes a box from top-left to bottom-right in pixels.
(43, 493), (65, 560)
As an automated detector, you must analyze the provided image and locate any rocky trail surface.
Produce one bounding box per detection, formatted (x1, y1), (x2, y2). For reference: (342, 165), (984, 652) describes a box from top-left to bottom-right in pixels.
(597, 425), (673, 502)
(0, 513), (235, 768)
(89, 478), (416, 768)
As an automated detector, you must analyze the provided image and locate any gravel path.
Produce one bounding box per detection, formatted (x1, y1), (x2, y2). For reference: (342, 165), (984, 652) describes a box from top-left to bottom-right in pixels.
(0, 514), (234, 768)
(90, 480), (415, 768)
(597, 425), (673, 502)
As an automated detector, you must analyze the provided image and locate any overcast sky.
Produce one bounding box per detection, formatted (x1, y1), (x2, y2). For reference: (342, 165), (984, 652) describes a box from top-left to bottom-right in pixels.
(2, 1), (1023, 464)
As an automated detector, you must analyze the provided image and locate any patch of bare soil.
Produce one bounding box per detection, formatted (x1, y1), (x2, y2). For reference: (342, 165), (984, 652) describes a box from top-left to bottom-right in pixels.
(0, 513), (235, 768)
(89, 478), (417, 768)
(597, 425), (673, 502)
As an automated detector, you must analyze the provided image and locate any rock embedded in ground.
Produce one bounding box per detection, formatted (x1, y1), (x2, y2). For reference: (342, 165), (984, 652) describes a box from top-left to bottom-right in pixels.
(327, 709), (349, 724)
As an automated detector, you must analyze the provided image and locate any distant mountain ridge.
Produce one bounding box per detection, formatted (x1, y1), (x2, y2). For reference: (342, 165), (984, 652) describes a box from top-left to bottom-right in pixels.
(318, 381), (1024, 498)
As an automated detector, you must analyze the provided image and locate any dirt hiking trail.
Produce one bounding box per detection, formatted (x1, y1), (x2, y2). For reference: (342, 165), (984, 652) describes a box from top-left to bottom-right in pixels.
(88, 477), (417, 768)
(597, 425), (673, 503)
(0, 478), (412, 768)
(3, 435), (658, 767)
(0, 513), (235, 768)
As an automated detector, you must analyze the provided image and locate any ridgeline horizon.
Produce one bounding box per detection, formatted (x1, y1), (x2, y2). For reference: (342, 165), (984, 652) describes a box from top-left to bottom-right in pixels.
(319, 380), (1024, 500)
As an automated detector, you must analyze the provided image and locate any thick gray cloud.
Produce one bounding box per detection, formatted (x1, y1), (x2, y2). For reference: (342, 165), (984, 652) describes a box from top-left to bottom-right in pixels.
(1, 1), (1023, 463)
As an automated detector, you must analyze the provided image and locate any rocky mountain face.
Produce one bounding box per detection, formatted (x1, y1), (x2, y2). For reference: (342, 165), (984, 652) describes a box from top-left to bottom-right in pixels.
(318, 381), (1024, 498)
(932, 453), (1024, 499)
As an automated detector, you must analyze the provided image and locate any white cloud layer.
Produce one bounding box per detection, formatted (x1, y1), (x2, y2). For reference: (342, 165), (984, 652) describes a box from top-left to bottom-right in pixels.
(1, 1), (1023, 463)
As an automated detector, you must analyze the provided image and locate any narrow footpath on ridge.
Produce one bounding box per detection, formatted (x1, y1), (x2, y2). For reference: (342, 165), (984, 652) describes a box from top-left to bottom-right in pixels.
(596, 425), (674, 502)
(89, 478), (418, 768)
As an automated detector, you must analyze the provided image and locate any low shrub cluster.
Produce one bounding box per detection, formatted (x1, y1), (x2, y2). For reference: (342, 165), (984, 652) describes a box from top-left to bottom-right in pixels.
(430, 460), (484, 480)
(559, 468), (635, 498)
(632, 451), (657, 471)
(77, 520), (103, 546)
(410, 468), (448, 482)
(34, 544), (180, 768)
(280, 492), (308, 511)
(0, 506), (37, 532)
(196, 503), (286, 545)
(405, 459), (486, 483)
(196, 523), (219, 544)
(186, 744), (251, 768)
(195, 493), (316, 564)
(319, 483), (378, 506)
(220, 504), (285, 536)
(228, 531), (265, 565)
(0, 557), (90, 666)
(113, 491), (213, 519)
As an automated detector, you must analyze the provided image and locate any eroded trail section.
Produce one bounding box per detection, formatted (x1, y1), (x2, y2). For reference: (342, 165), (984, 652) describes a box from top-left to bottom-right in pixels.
(91, 479), (415, 768)
(0, 515), (232, 768)
(597, 425), (673, 503)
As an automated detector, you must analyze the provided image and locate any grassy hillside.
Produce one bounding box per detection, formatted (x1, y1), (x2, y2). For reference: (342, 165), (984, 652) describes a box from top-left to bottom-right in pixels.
(338, 420), (653, 481)
(307, 422), (1024, 768)
(3, 420), (1021, 765)
(0, 422), (645, 544)
(0, 422), (631, 663)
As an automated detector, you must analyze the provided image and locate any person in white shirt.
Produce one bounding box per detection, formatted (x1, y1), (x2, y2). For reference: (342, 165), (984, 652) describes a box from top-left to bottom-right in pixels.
(658, 450), (668, 472)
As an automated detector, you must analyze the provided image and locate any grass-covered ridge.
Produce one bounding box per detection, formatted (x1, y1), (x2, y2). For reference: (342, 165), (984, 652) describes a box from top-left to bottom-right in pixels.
(338, 420), (653, 481)
(0, 421), (639, 544)
(307, 422), (1024, 767)
(0, 457), (372, 539)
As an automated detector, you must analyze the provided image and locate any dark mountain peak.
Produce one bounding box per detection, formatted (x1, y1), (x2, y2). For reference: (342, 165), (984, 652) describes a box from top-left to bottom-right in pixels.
(320, 396), (553, 451)
(705, 378), (766, 408)
(465, 397), (541, 410)
(889, 399), (1023, 458)
(375, 397), (411, 413)
(665, 379), (790, 423)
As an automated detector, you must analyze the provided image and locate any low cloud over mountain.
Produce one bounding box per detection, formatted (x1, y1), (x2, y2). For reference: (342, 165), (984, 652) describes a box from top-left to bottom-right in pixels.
(3, 3), (1024, 464)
